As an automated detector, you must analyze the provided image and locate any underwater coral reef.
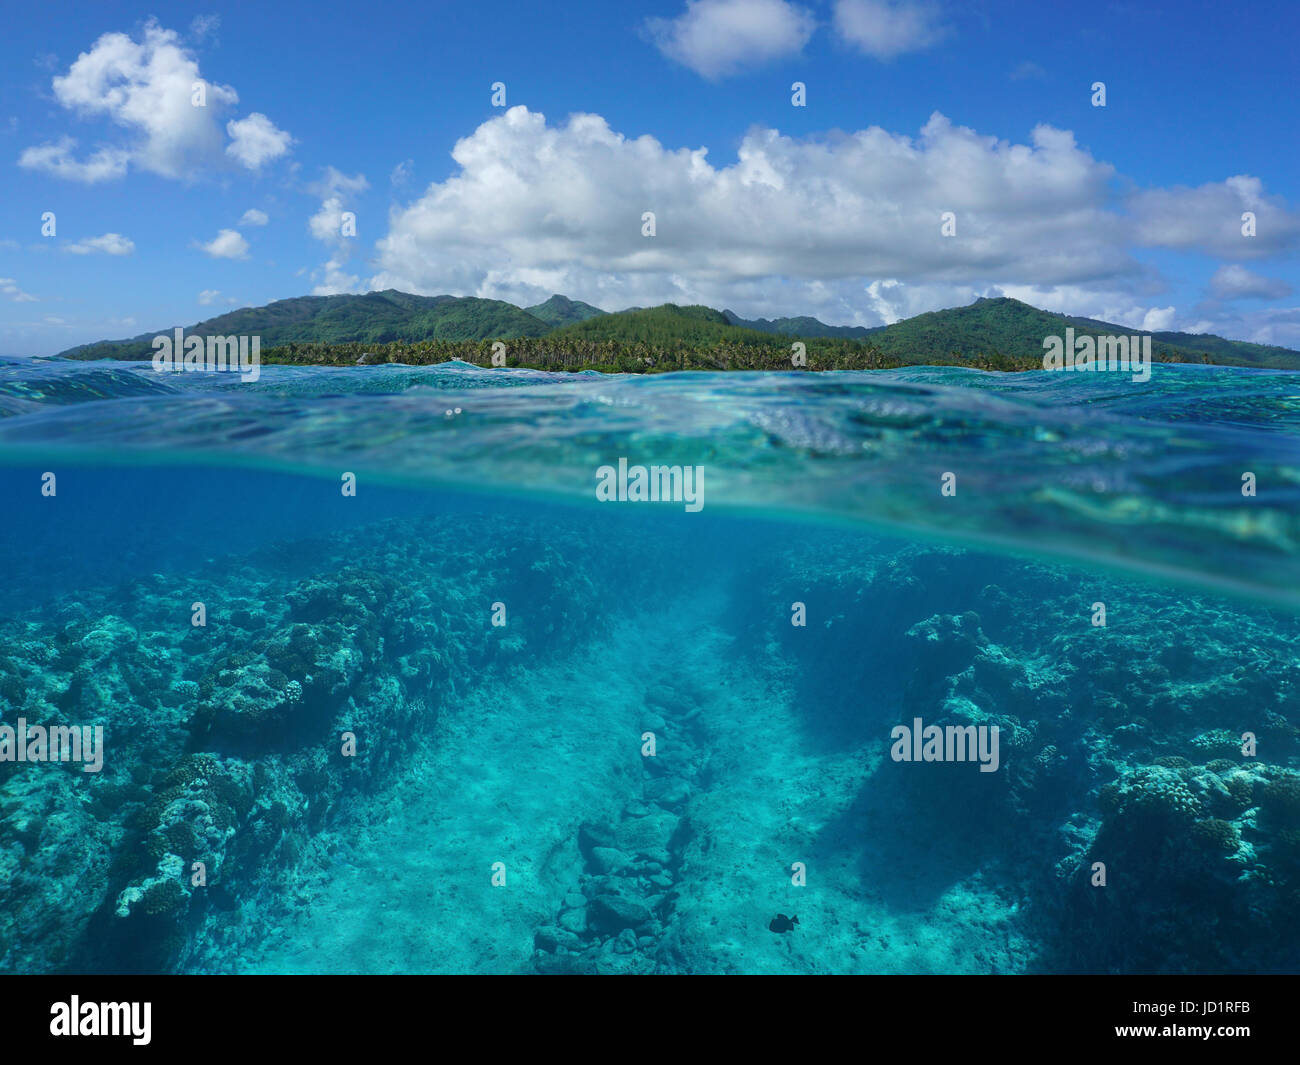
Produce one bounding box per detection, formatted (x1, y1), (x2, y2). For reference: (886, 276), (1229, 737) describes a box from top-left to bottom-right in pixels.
(3, 508), (1295, 975)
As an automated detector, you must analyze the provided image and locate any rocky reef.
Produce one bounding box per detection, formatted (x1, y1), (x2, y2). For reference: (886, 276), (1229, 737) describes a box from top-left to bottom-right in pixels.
(733, 536), (1300, 973)
(3, 516), (1296, 974)
(0, 514), (641, 973)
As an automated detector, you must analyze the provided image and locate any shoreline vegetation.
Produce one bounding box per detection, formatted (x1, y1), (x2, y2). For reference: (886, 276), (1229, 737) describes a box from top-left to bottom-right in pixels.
(249, 336), (1204, 374)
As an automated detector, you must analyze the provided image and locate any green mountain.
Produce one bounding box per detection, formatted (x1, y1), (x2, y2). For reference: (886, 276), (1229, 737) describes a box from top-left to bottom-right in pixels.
(869, 296), (1299, 369)
(58, 289), (552, 360)
(524, 294), (607, 327)
(57, 290), (1300, 371)
(1143, 329), (1296, 367)
(722, 309), (882, 339)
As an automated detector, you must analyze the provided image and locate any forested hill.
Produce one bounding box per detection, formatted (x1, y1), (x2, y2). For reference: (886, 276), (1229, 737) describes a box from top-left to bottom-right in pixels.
(57, 291), (1300, 370)
(58, 290), (552, 360)
(868, 297), (1299, 369)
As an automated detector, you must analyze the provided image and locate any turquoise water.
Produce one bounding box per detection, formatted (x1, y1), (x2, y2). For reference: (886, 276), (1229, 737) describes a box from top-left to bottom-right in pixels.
(1, 357), (1298, 973)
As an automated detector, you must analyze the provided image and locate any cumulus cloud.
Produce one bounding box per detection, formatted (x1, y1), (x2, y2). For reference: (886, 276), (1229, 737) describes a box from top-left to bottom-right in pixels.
(1129, 175), (1300, 258)
(66, 232), (135, 255)
(198, 289), (221, 304)
(239, 208), (269, 226)
(309, 198), (352, 243)
(198, 228), (249, 259)
(306, 167), (368, 294)
(1139, 306), (1176, 331)
(312, 254), (363, 296)
(306, 167), (368, 242)
(370, 106), (1136, 317)
(366, 106), (1300, 337)
(226, 113), (292, 169)
(833, 0), (947, 59)
(644, 0), (816, 79)
(19, 20), (291, 182)
(1207, 264), (1293, 301)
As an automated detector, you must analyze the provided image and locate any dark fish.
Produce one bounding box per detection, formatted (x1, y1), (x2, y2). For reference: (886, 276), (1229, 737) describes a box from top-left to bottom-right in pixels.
(769, 913), (799, 933)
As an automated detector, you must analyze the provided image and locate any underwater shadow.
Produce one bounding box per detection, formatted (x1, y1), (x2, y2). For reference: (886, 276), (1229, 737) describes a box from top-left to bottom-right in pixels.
(808, 755), (1022, 915)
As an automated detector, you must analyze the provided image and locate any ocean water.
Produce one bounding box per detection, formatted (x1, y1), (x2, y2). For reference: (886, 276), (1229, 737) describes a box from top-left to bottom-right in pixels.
(1, 356), (1298, 974)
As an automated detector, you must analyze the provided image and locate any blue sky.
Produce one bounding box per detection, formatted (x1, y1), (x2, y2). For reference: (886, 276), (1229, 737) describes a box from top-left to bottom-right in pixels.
(2, 0), (1297, 355)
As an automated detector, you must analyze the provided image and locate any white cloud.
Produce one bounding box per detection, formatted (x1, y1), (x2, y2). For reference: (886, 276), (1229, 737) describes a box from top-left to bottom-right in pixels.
(239, 208), (269, 226)
(20, 20), (291, 182)
(0, 278), (38, 302)
(1140, 306), (1176, 331)
(18, 137), (130, 183)
(833, 0), (946, 59)
(1207, 264), (1293, 301)
(66, 232), (135, 255)
(226, 112), (292, 169)
(367, 106), (1300, 335)
(309, 197), (351, 243)
(370, 106), (1137, 318)
(306, 167), (368, 290)
(391, 158), (413, 186)
(312, 254), (363, 296)
(1130, 175), (1300, 257)
(644, 0), (816, 79)
(190, 14), (220, 43)
(309, 166), (369, 199)
(198, 289), (221, 304)
(306, 168), (368, 243)
(198, 228), (249, 259)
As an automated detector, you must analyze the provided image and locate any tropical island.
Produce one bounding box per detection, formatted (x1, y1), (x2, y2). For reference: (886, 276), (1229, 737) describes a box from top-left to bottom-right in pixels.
(57, 291), (1300, 374)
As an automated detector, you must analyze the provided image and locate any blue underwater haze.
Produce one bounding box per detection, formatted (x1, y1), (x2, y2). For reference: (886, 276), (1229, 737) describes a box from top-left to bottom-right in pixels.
(1, 356), (1298, 974)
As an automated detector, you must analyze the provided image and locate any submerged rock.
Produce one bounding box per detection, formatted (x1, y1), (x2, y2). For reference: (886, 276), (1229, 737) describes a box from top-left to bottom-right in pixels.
(589, 894), (653, 932)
